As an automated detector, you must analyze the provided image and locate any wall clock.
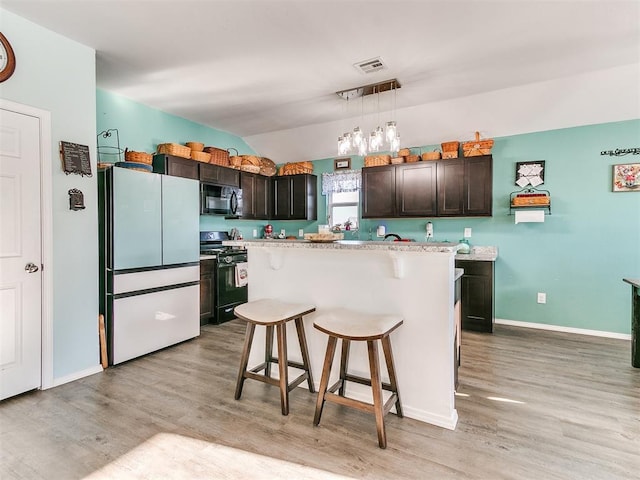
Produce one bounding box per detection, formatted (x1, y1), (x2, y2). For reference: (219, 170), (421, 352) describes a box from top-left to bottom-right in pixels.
(515, 161), (545, 188)
(0, 32), (16, 82)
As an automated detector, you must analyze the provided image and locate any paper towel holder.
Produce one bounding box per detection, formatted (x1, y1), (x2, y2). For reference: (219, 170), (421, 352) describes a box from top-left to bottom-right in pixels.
(509, 187), (551, 215)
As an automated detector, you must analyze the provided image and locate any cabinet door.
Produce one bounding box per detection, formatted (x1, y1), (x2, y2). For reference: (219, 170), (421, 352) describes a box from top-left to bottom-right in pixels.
(290, 174), (317, 220)
(362, 165), (396, 218)
(464, 156), (492, 216)
(162, 175), (200, 265)
(200, 260), (215, 325)
(272, 176), (291, 219)
(396, 163), (437, 216)
(254, 174), (271, 219)
(152, 154), (199, 180)
(240, 172), (256, 218)
(200, 163), (240, 187)
(456, 260), (494, 333)
(112, 168), (162, 269)
(437, 159), (465, 216)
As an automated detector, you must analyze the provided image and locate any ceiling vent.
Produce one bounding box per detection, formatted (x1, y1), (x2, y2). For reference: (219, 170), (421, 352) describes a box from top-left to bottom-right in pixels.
(354, 57), (387, 74)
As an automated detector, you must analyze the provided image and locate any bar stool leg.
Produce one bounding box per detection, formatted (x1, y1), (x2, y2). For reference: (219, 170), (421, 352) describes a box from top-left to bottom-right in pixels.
(313, 335), (337, 426)
(235, 322), (256, 400)
(294, 317), (315, 393)
(276, 323), (290, 415)
(381, 335), (403, 418)
(367, 339), (387, 449)
(264, 325), (274, 378)
(338, 339), (350, 397)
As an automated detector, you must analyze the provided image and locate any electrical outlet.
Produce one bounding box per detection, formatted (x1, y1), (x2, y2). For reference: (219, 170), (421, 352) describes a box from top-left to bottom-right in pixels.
(252, 229), (257, 238)
(298, 229), (304, 237)
(537, 292), (546, 304)
(464, 228), (472, 238)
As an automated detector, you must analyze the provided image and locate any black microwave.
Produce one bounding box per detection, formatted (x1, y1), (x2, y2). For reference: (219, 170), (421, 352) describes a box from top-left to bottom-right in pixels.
(200, 183), (242, 217)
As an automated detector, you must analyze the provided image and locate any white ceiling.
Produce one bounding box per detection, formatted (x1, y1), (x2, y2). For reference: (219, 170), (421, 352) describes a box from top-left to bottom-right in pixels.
(3, 0), (639, 141)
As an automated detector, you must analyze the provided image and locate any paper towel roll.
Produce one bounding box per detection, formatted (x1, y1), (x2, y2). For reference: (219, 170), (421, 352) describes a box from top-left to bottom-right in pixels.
(515, 209), (545, 224)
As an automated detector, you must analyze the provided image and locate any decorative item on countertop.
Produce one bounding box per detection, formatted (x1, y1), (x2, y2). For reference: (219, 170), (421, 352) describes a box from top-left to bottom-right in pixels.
(405, 154), (420, 163)
(457, 239), (470, 254)
(421, 149), (441, 161)
(304, 232), (344, 243)
(185, 141), (204, 152)
(398, 148), (411, 157)
(279, 161), (314, 175)
(259, 157), (277, 176)
(124, 148), (153, 165)
(364, 154), (391, 167)
(157, 143), (191, 158)
(204, 146), (231, 166)
(441, 141), (460, 159)
(190, 150), (211, 163)
(463, 131), (494, 157)
(390, 156), (404, 164)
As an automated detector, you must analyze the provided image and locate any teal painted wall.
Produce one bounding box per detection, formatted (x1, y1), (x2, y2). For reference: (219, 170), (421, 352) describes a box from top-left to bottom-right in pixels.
(1, 9), (100, 380)
(97, 88), (639, 335)
(96, 89), (256, 159)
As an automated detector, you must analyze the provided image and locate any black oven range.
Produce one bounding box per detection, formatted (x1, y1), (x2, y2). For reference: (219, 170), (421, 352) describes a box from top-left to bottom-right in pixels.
(200, 231), (248, 325)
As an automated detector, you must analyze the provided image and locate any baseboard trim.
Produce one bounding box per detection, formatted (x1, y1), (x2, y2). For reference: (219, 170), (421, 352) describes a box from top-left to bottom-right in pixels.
(495, 318), (631, 340)
(49, 364), (103, 389)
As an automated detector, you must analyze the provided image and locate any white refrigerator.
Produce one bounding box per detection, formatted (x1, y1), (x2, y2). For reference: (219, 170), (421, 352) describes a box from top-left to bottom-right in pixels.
(99, 167), (200, 365)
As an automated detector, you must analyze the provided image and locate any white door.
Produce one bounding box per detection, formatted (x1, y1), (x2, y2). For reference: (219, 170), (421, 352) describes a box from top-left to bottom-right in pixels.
(0, 108), (42, 400)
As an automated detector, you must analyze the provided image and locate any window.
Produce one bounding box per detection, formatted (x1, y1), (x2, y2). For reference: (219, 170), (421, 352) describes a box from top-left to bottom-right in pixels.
(328, 190), (359, 229)
(322, 169), (362, 230)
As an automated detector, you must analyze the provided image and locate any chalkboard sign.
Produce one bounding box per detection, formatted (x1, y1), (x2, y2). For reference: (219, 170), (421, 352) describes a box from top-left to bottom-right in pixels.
(60, 141), (92, 177)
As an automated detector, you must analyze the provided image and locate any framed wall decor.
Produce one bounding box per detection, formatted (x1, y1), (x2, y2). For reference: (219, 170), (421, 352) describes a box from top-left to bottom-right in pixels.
(334, 157), (351, 170)
(613, 163), (640, 192)
(515, 161), (545, 188)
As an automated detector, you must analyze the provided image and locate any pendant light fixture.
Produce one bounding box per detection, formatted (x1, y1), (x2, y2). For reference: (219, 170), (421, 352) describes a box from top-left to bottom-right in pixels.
(335, 79), (401, 156)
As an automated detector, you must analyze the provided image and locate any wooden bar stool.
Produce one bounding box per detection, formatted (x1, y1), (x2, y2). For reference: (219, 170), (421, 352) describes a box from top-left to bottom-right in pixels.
(313, 308), (403, 449)
(234, 299), (316, 416)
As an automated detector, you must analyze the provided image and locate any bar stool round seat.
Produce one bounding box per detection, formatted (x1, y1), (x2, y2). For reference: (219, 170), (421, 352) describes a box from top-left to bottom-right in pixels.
(234, 299), (316, 416)
(313, 308), (403, 449)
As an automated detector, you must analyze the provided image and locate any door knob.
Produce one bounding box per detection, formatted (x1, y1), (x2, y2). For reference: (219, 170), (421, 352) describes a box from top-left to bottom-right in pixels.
(25, 262), (39, 273)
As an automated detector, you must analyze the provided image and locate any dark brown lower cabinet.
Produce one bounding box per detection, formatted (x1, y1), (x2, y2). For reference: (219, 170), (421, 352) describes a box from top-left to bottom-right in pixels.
(200, 259), (215, 326)
(455, 259), (495, 333)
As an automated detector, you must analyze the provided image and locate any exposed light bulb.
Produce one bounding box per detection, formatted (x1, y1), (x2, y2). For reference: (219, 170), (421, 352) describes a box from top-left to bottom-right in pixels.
(385, 121), (397, 144)
(369, 132), (380, 152)
(353, 127), (364, 148)
(390, 133), (400, 153)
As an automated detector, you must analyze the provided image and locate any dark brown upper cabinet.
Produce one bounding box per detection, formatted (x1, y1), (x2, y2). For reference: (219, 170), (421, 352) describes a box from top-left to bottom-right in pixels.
(241, 171), (271, 220)
(362, 165), (396, 218)
(271, 174), (317, 220)
(396, 162), (437, 217)
(362, 162), (437, 218)
(437, 155), (492, 217)
(199, 162), (240, 188)
(362, 155), (492, 218)
(152, 154), (199, 180)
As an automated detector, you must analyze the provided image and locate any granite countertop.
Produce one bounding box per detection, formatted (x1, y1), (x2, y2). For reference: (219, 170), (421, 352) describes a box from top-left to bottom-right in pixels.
(623, 278), (640, 288)
(223, 239), (498, 260)
(224, 239), (458, 253)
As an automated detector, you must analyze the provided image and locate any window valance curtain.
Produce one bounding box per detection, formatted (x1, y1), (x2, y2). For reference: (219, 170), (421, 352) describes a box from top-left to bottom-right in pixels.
(321, 169), (361, 195)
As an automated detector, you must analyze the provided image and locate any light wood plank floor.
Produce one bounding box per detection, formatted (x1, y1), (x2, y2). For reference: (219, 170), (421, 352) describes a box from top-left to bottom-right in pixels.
(1, 321), (638, 479)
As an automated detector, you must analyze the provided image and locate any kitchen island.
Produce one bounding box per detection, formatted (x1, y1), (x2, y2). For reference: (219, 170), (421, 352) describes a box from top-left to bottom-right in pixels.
(223, 239), (461, 429)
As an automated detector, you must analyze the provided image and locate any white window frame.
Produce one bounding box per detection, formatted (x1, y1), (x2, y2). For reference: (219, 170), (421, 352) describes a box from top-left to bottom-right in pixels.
(327, 190), (360, 229)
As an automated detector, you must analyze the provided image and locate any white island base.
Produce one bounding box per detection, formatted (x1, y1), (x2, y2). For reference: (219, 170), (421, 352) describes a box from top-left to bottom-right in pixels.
(225, 240), (459, 430)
